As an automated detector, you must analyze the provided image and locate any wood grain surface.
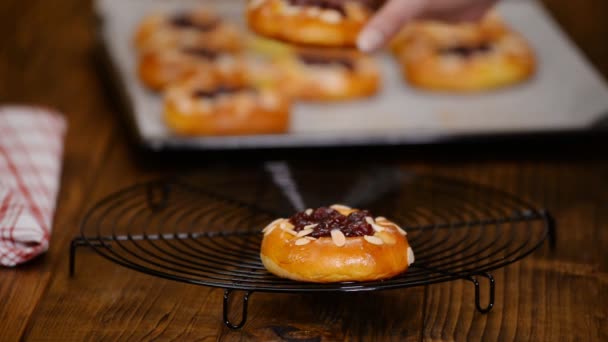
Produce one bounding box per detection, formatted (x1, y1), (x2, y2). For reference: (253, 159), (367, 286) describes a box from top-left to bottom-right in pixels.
(1, 0), (607, 340)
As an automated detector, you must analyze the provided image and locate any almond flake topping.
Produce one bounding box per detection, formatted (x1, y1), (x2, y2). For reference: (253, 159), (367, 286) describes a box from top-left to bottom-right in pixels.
(365, 216), (385, 232)
(283, 228), (298, 236)
(396, 225), (407, 236)
(407, 246), (415, 265)
(296, 228), (314, 237)
(364, 235), (384, 245)
(303, 223), (318, 230)
(264, 224), (277, 236)
(372, 224), (385, 232)
(305, 208), (313, 215)
(279, 221), (293, 230)
(330, 229), (346, 247)
(262, 218), (283, 233)
(280, 222), (297, 236)
(319, 9), (342, 24)
(249, 0), (265, 9)
(282, 4), (301, 16)
(305, 7), (321, 17)
(330, 204), (351, 211)
(295, 238), (311, 246)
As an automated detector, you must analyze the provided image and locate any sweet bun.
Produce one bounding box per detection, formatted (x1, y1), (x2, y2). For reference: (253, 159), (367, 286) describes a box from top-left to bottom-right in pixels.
(247, 38), (380, 100)
(138, 47), (245, 91)
(260, 204), (414, 283)
(163, 72), (291, 136)
(392, 13), (536, 92)
(246, 0), (379, 47)
(274, 47), (381, 101)
(135, 9), (242, 53)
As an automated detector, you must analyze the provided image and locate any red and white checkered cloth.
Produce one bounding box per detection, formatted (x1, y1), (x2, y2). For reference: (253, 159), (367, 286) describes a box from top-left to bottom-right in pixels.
(0, 106), (66, 267)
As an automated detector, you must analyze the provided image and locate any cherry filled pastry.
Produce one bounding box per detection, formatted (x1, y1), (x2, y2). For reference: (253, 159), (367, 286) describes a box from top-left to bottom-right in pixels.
(260, 204), (414, 283)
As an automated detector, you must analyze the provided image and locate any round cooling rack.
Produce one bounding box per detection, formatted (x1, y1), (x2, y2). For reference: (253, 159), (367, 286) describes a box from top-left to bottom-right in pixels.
(70, 165), (554, 329)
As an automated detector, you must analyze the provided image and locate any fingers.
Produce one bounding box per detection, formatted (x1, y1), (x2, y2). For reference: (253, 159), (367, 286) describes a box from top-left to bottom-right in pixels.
(357, 0), (426, 52)
(357, 0), (498, 52)
(424, 0), (497, 22)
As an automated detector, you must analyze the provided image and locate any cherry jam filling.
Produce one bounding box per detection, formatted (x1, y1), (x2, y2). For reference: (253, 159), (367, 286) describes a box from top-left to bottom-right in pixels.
(287, 0), (347, 16)
(298, 53), (354, 70)
(192, 85), (250, 99)
(182, 47), (219, 60)
(287, 0), (380, 13)
(289, 207), (375, 238)
(170, 14), (220, 32)
(439, 43), (493, 58)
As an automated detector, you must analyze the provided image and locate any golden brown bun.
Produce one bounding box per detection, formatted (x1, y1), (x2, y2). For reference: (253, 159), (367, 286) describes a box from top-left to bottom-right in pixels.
(392, 12), (536, 92)
(247, 38), (380, 101)
(137, 49), (246, 91)
(275, 48), (381, 101)
(134, 9), (242, 53)
(260, 206), (414, 283)
(246, 0), (374, 47)
(163, 73), (290, 136)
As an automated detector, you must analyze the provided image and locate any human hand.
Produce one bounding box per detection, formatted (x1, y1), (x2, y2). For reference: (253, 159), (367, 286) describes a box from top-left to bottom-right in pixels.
(357, 0), (498, 52)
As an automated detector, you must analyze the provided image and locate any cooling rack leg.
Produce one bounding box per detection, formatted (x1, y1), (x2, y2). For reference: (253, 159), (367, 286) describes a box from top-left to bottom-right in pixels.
(223, 290), (253, 330)
(469, 272), (495, 314)
(69, 238), (105, 276)
(69, 238), (87, 277)
(541, 209), (557, 250)
(146, 182), (169, 211)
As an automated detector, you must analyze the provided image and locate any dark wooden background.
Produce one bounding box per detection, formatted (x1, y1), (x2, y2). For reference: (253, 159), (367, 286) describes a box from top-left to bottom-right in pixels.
(1, 0), (607, 340)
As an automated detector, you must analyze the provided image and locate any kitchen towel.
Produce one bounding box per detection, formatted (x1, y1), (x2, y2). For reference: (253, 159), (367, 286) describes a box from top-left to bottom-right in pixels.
(0, 106), (66, 266)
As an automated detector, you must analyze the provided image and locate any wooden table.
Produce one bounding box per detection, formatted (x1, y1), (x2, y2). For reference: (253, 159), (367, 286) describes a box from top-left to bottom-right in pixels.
(1, 0), (607, 340)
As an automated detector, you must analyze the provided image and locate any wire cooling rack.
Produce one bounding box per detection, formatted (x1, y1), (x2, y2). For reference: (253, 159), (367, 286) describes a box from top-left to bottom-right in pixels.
(70, 165), (553, 329)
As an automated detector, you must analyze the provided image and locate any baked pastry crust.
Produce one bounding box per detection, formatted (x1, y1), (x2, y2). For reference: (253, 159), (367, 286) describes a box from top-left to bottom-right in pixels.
(247, 38), (380, 101)
(134, 9), (242, 53)
(138, 48), (246, 91)
(392, 13), (536, 92)
(275, 48), (380, 101)
(163, 73), (290, 136)
(246, 0), (375, 47)
(260, 205), (414, 283)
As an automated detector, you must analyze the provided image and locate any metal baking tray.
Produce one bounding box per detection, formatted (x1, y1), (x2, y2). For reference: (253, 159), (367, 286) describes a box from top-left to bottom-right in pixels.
(96, 0), (608, 151)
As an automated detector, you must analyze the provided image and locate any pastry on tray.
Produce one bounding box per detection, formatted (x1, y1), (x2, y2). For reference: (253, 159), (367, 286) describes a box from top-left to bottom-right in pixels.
(248, 38), (380, 101)
(276, 47), (380, 101)
(134, 9), (243, 53)
(138, 47), (245, 91)
(246, 0), (380, 47)
(391, 12), (536, 92)
(260, 204), (414, 283)
(163, 72), (291, 136)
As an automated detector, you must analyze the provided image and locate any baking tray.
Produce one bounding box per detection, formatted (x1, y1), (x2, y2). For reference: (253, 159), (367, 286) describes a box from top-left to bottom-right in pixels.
(96, 0), (608, 151)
